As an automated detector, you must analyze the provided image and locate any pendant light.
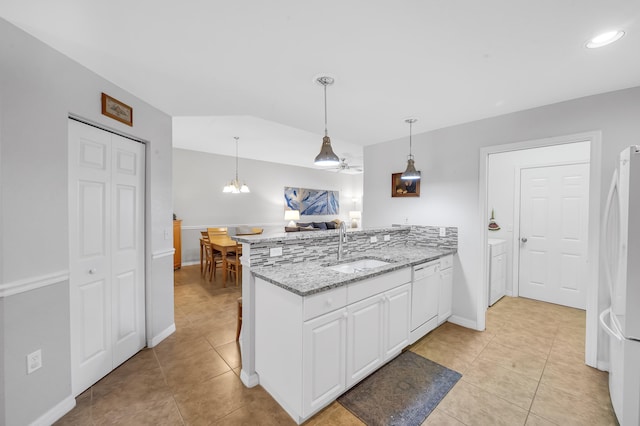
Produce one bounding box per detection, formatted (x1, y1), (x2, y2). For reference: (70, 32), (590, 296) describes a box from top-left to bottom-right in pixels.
(314, 76), (340, 166)
(400, 118), (421, 180)
(223, 136), (250, 194)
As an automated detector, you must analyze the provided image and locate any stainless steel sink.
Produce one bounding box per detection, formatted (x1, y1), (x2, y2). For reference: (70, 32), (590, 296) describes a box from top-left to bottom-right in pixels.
(326, 258), (392, 274)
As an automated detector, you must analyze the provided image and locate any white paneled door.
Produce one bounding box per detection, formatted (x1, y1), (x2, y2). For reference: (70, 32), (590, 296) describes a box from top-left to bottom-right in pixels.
(519, 163), (589, 309)
(69, 119), (145, 396)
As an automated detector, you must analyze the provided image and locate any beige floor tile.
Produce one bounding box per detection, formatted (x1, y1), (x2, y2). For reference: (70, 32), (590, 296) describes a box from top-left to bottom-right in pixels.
(305, 401), (366, 426)
(530, 383), (617, 426)
(525, 413), (559, 425)
(215, 341), (242, 369)
(476, 341), (547, 381)
(437, 380), (529, 426)
(491, 326), (554, 359)
(422, 408), (466, 425)
(56, 267), (611, 426)
(160, 347), (232, 392)
(540, 353), (609, 400)
(463, 359), (539, 410)
(173, 371), (271, 425)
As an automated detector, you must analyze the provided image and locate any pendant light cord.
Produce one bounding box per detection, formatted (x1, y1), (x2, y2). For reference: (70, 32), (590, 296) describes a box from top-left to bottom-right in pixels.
(234, 136), (239, 181)
(324, 83), (328, 137)
(409, 120), (413, 157)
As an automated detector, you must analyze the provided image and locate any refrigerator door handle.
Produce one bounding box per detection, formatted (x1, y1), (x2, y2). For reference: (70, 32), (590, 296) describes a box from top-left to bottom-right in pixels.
(602, 169), (619, 298)
(600, 308), (623, 342)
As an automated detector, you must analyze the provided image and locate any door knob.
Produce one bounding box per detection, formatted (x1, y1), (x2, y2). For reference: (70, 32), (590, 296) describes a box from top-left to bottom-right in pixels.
(89, 268), (97, 274)
(521, 237), (528, 243)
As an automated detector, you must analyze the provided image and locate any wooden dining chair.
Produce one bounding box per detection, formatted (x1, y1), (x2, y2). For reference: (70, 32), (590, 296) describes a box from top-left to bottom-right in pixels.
(236, 297), (242, 341)
(200, 231), (209, 275)
(250, 227), (263, 235)
(203, 240), (223, 282)
(224, 244), (242, 287)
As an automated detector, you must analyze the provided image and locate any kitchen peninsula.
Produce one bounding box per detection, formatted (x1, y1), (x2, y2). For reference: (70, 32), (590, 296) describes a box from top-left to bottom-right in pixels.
(233, 225), (457, 424)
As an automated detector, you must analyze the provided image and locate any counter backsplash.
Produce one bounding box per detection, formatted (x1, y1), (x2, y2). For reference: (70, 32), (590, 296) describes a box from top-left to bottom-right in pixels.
(245, 225), (457, 268)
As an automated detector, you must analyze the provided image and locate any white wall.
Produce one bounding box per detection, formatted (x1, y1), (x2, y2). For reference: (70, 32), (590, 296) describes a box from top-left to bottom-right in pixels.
(487, 141), (591, 298)
(173, 147), (363, 263)
(364, 86), (640, 366)
(0, 18), (174, 425)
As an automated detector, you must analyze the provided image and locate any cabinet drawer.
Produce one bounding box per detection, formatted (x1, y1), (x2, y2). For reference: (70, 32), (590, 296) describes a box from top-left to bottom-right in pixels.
(347, 268), (411, 304)
(439, 255), (453, 270)
(303, 286), (347, 321)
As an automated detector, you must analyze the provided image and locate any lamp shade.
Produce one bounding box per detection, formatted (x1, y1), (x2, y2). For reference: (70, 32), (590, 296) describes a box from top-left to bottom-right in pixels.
(349, 211), (361, 219)
(285, 210), (300, 227)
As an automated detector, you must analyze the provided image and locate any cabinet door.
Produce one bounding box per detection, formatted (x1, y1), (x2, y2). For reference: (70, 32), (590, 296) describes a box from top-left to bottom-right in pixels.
(346, 294), (384, 387)
(489, 253), (506, 305)
(438, 268), (453, 323)
(384, 283), (411, 360)
(302, 308), (347, 416)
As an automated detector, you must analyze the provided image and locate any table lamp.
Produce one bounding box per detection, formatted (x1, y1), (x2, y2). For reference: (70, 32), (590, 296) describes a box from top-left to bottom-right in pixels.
(285, 210), (300, 228)
(349, 211), (361, 228)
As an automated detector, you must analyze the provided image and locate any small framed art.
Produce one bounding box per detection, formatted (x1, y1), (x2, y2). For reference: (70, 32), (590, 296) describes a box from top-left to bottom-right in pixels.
(101, 92), (133, 126)
(391, 172), (420, 197)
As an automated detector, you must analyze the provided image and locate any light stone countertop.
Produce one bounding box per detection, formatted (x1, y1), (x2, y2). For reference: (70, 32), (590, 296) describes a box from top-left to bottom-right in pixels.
(233, 225), (410, 244)
(251, 246), (456, 296)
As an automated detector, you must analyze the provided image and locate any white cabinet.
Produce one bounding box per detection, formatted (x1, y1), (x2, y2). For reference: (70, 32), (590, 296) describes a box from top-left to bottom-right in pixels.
(346, 293), (384, 387)
(438, 255), (454, 324)
(255, 268), (411, 424)
(383, 283), (412, 358)
(346, 282), (411, 387)
(488, 239), (507, 306)
(302, 307), (347, 414)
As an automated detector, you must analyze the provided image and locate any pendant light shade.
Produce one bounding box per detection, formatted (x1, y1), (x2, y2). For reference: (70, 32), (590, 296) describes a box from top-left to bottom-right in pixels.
(223, 136), (250, 194)
(401, 118), (421, 180)
(314, 76), (340, 166)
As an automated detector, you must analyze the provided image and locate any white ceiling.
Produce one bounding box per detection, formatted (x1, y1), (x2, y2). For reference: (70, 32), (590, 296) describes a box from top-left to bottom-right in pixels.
(2, 1), (640, 170)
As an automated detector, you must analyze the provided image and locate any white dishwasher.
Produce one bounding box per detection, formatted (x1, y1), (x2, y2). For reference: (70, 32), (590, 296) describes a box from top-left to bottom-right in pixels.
(409, 259), (440, 344)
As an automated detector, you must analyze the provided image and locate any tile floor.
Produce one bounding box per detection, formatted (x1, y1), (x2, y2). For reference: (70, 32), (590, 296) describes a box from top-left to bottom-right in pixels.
(56, 265), (617, 425)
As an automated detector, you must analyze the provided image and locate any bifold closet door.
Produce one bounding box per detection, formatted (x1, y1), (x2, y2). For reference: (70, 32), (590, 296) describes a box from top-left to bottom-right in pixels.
(68, 119), (145, 396)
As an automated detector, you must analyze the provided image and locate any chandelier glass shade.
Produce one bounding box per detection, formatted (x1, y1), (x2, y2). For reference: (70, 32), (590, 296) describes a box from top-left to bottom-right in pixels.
(223, 136), (250, 194)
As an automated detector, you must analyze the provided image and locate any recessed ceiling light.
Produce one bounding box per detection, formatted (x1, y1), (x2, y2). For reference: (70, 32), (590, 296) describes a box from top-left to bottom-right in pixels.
(586, 30), (625, 48)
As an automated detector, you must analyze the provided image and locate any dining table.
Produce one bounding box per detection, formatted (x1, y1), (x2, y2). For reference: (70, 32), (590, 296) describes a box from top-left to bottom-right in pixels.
(208, 235), (241, 283)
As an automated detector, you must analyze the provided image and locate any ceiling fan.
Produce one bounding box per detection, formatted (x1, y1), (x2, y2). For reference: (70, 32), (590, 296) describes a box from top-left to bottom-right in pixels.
(326, 157), (363, 174)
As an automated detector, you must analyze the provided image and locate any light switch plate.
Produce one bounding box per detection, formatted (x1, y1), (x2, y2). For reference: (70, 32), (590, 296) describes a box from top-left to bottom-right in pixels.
(370, 236), (378, 243)
(439, 227), (446, 237)
(384, 235), (390, 241)
(270, 247), (283, 257)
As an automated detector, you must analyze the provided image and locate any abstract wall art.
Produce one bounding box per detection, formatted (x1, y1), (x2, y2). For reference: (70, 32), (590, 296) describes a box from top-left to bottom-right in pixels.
(284, 187), (339, 215)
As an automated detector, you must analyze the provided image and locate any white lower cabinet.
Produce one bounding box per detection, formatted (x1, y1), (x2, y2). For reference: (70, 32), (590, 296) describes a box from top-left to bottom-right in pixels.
(255, 267), (417, 424)
(438, 256), (454, 324)
(346, 293), (385, 387)
(383, 283), (412, 359)
(345, 282), (412, 387)
(302, 307), (347, 414)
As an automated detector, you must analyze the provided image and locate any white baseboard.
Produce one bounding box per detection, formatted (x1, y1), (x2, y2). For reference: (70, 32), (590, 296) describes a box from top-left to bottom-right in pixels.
(448, 314), (479, 330)
(148, 323), (176, 347)
(30, 394), (75, 426)
(597, 360), (610, 372)
(240, 369), (260, 388)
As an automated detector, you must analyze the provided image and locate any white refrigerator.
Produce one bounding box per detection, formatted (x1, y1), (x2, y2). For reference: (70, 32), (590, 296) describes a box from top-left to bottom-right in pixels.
(599, 145), (640, 426)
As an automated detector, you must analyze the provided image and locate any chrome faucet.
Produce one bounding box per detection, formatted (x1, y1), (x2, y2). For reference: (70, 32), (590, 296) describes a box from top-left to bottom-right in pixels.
(338, 221), (348, 260)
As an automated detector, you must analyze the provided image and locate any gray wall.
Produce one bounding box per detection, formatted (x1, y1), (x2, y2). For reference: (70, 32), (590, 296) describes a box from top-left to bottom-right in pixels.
(173, 147), (363, 263)
(0, 18), (174, 425)
(364, 86), (640, 363)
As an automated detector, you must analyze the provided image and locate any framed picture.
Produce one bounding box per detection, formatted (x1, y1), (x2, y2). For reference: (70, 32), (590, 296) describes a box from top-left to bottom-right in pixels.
(101, 93), (133, 126)
(391, 172), (420, 197)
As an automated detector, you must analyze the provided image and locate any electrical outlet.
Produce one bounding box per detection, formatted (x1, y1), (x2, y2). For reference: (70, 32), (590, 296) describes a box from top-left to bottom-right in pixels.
(27, 349), (42, 374)
(439, 227), (446, 237)
(270, 247), (283, 257)
(384, 234), (390, 241)
(370, 236), (378, 243)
